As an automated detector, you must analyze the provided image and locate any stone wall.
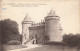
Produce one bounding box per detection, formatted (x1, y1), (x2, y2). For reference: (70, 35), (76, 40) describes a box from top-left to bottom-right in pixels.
(29, 25), (45, 44)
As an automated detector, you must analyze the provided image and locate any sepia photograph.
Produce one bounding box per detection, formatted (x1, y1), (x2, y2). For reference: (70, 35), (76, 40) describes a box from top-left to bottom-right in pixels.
(0, 0), (80, 51)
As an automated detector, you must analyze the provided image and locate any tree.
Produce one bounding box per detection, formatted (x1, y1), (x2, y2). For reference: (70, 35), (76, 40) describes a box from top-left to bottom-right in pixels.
(62, 33), (80, 46)
(0, 20), (2, 50)
(0, 19), (20, 44)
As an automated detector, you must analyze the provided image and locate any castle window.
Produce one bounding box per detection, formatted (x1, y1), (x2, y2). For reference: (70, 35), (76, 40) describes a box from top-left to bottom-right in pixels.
(25, 37), (26, 39)
(24, 34), (26, 36)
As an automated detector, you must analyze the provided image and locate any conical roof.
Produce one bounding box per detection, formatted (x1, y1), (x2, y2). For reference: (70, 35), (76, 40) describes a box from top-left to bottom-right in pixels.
(23, 13), (31, 21)
(47, 8), (58, 17)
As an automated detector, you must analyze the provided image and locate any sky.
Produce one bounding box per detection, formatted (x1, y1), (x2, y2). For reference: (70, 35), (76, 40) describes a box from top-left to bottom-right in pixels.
(0, 0), (80, 34)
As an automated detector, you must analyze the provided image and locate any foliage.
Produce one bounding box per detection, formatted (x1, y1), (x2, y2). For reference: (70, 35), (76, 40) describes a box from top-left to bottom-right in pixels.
(0, 19), (20, 44)
(62, 33), (80, 46)
(0, 22), (1, 45)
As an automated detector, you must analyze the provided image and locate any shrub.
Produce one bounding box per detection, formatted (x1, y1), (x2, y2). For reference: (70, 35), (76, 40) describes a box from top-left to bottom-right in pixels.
(7, 40), (21, 45)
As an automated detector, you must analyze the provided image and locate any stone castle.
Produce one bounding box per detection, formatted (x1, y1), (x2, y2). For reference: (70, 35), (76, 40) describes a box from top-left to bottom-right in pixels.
(22, 9), (63, 45)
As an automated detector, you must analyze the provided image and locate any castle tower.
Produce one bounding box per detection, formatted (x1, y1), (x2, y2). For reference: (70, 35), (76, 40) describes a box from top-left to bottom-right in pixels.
(22, 13), (32, 45)
(45, 9), (63, 42)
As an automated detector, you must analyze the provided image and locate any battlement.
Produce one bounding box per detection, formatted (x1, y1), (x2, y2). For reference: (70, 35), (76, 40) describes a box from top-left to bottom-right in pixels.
(31, 20), (45, 27)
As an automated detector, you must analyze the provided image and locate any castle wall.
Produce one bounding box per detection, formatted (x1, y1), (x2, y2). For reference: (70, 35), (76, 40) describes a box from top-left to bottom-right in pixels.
(29, 25), (45, 44)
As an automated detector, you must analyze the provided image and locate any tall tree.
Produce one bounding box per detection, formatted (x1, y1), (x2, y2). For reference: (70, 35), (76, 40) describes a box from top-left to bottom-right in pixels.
(0, 19), (20, 44)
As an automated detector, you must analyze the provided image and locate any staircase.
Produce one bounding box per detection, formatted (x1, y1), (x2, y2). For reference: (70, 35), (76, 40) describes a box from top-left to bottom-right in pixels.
(25, 38), (37, 45)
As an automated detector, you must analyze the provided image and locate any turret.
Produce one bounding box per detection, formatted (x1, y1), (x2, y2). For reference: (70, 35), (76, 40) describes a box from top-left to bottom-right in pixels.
(45, 8), (62, 42)
(22, 13), (32, 45)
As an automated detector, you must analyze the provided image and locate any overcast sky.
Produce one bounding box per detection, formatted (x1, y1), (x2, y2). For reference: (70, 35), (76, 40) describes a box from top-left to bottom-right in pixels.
(0, 0), (80, 34)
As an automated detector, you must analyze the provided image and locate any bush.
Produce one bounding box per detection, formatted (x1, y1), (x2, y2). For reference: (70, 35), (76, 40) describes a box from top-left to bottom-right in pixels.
(7, 40), (21, 45)
(62, 33), (80, 46)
